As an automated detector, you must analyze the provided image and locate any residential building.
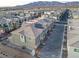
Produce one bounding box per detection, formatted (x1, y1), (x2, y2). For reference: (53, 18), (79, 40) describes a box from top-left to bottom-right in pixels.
(8, 17), (55, 56)
(0, 17), (21, 32)
(0, 18), (12, 32)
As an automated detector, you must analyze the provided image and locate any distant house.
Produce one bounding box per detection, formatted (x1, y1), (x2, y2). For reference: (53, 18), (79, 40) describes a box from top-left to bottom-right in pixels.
(0, 18), (12, 32)
(24, 13), (32, 21)
(11, 17), (21, 29)
(0, 17), (21, 32)
(72, 11), (79, 19)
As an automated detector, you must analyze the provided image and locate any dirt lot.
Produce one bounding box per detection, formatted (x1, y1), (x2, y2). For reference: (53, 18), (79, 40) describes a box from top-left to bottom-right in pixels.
(0, 43), (32, 58)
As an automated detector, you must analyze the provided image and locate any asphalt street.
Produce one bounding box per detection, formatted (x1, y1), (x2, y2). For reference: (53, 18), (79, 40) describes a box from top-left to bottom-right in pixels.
(39, 23), (65, 58)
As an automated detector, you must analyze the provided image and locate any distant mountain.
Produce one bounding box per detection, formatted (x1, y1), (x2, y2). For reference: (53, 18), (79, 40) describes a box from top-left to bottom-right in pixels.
(65, 1), (79, 6)
(16, 1), (79, 8)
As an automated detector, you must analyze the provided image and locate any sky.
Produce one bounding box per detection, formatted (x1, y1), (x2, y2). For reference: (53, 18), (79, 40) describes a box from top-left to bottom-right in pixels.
(0, 0), (79, 7)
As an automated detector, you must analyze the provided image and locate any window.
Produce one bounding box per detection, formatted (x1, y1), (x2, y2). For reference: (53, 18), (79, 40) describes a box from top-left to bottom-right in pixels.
(3, 24), (8, 27)
(74, 48), (79, 53)
(20, 34), (26, 43)
(0, 24), (2, 28)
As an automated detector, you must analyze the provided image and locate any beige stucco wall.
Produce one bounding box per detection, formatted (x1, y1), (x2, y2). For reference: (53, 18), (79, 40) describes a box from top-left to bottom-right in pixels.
(26, 37), (35, 49)
(8, 34), (25, 47)
(8, 34), (36, 50)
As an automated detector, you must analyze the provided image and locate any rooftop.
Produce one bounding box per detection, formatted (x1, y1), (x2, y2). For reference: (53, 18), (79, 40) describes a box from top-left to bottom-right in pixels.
(10, 15), (49, 39)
